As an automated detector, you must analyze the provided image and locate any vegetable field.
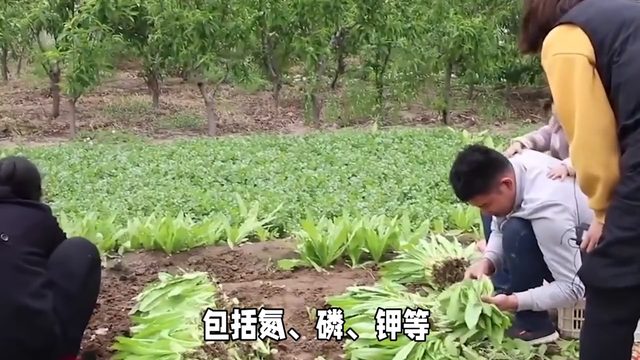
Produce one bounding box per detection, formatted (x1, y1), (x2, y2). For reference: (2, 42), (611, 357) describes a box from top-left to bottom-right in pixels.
(2, 128), (582, 360)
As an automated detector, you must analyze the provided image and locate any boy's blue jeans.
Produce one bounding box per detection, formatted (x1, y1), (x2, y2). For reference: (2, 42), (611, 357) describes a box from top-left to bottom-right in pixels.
(481, 214), (511, 294)
(481, 215), (556, 332)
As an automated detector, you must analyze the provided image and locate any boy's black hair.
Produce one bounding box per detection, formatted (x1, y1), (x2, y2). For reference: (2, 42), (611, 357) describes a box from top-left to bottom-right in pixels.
(449, 144), (512, 202)
(0, 156), (43, 201)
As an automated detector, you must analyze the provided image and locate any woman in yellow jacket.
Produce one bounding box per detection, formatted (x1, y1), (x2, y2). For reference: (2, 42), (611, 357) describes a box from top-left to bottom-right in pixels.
(519, 0), (640, 359)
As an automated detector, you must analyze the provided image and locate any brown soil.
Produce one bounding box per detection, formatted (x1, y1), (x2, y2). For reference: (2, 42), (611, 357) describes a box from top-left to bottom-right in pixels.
(82, 240), (378, 360)
(1, 70), (550, 143)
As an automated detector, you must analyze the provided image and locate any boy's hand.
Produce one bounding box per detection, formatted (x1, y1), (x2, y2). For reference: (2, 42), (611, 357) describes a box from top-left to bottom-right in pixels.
(481, 294), (519, 311)
(464, 258), (495, 280)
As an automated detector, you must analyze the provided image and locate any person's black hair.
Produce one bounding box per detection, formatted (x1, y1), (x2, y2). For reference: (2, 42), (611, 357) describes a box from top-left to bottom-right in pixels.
(449, 144), (512, 202)
(0, 156), (43, 201)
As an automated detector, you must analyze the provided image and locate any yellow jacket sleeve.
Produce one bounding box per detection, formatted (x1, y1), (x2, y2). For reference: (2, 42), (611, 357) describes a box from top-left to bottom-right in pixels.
(541, 25), (620, 224)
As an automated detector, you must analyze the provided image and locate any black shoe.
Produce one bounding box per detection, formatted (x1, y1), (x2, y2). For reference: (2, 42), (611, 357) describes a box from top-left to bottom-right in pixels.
(506, 326), (560, 345)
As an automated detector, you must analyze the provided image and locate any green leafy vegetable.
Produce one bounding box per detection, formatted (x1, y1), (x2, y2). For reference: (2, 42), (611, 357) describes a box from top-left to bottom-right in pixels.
(111, 272), (216, 359)
(437, 278), (511, 346)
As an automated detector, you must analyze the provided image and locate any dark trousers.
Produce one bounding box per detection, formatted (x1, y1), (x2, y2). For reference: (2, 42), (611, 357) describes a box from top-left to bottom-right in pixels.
(49, 237), (101, 359)
(481, 214), (511, 294)
(482, 215), (556, 332)
(580, 285), (640, 360)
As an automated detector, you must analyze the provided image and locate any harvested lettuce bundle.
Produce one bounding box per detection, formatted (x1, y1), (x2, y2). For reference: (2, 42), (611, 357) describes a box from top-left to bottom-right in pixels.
(380, 234), (478, 290)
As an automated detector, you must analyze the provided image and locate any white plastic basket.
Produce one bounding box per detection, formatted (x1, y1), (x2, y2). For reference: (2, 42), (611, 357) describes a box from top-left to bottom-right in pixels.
(558, 298), (640, 340)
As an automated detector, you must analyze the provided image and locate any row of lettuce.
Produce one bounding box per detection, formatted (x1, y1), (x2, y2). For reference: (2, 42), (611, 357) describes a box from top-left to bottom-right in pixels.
(60, 194), (483, 259)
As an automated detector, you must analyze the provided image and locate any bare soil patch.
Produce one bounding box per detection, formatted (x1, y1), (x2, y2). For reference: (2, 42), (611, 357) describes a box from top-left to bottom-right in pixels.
(1, 71), (550, 142)
(82, 240), (377, 360)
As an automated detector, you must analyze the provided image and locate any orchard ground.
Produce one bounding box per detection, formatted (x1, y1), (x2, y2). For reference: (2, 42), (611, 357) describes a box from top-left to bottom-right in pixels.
(2, 69), (554, 360)
(0, 66), (549, 144)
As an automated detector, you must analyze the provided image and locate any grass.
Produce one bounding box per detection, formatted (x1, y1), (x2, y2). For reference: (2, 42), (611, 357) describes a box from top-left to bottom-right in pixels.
(101, 95), (206, 130)
(101, 95), (153, 122)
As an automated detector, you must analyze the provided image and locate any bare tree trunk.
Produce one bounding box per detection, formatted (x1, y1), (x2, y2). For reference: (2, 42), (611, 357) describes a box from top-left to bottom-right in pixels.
(259, 15), (282, 118)
(374, 45), (392, 110)
(272, 81), (281, 117)
(195, 67), (228, 137)
(16, 56), (23, 77)
(68, 98), (78, 138)
(197, 82), (219, 137)
(1, 46), (9, 81)
(330, 53), (345, 90)
(263, 40), (281, 117)
(467, 82), (475, 100)
(441, 60), (453, 124)
(145, 70), (161, 108)
(50, 63), (61, 118)
(310, 56), (328, 124)
(329, 27), (349, 90)
(35, 36), (60, 117)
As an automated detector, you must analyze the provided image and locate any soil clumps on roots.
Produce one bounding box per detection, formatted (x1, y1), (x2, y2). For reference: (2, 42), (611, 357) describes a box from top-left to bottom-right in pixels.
(431, 258), (470, 290)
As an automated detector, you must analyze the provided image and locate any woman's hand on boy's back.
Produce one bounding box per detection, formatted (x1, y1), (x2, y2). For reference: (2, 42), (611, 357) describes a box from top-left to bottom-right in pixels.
(504, 142), (524, 158)
(547, 163), (572, 180)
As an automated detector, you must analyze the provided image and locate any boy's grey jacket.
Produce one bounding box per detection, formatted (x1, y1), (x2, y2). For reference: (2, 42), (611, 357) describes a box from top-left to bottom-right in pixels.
(483, 150), (590, 312)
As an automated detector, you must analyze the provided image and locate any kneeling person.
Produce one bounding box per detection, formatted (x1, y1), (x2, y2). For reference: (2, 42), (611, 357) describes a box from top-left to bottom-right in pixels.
(448, 145), (588, 345)
(0, 156), (102, 360)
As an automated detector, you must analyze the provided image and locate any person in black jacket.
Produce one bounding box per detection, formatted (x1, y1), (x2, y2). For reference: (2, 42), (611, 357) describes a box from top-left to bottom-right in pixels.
(0, 155), (101, 360)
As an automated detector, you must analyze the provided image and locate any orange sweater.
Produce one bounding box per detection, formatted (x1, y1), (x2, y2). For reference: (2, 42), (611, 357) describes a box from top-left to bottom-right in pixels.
(541, 24), (621, 224)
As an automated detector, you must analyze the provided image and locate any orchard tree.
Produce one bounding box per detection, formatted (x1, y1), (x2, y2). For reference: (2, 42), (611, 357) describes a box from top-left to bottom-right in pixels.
(0, 0), (32, 81)
(424, 0), (516, 123)
(54, 1), (119, 137)
(457, 0), (531, 98)
(290, 0), (353, 124)
(102, 0), (172, 109)
(245, 0), (296, 115)
(29, 0), (80, 118)
(352, 0), (420, 117)
(0, 2), (15, 81)
(494, 8), (544, 94)
(8, 21), (33, 79)
(153, 0), (250, 135)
